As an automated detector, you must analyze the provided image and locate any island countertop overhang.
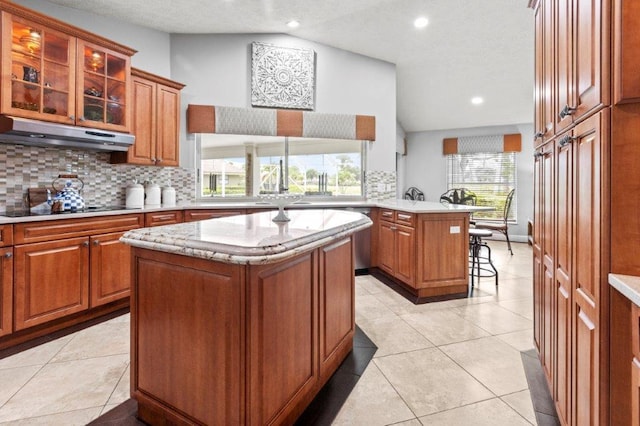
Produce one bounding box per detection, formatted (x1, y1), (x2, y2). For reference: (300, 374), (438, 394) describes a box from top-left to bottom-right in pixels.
(121, 208), (372, 265)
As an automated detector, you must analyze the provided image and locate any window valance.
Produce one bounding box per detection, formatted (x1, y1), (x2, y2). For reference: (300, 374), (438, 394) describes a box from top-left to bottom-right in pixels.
(187, 104), (376, 141)
(443, 134), (521, 155)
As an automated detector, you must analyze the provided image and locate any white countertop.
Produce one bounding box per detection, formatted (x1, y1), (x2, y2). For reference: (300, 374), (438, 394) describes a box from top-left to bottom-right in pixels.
(121, 209), (372, 265)
(609, 273), (640, 307)
(0, 198), (486, 224)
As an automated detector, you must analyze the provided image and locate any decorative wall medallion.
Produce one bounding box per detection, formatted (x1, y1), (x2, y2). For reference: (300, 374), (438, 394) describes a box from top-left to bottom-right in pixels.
(251, 42), (316, 110)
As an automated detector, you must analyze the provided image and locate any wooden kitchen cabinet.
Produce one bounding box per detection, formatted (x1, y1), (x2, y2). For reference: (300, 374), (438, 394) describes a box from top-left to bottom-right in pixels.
(613, 0), (640, 104)
(533, 0), (555, 146)
(0, 2), (135, 131)
(11, 213), (143, 334)
(90, 231), (131, 307)
(183, 209), (245, 222)
(111, 68), (184, 166)
(373, 208), (469, 299)
(0, 246), (13, 337)
(14, 236), (90, 331)
(144, 210), (183, 227)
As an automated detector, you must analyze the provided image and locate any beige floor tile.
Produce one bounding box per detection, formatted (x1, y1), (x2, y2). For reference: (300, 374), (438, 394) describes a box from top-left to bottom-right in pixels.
(453, 302), (532, 335)
(106, 313), (130, 324)
(401, 309), (490, 346)
(502, 389), (537, 424)
(356, 293), (397, 322)
(417, 397), (532, 425)
(0, 407), (103, 426)
(332, 363), (415, 426)
(106, 364), (130, 405)
(358, 316), (433, 357)
(374, 348), (493, 417)
(50, 321), (130, 363)
(0, 336), (73, 370)
(388, 420), (422, 426)
(439, 336), (528, 396)
(0, 365), (41, 406)
(498, 298), (534, 320)
(0, 355), (128, 422)
(355, 275), (390, 295)
(100, 403), (120, 416)
(496, 329), (535, 352)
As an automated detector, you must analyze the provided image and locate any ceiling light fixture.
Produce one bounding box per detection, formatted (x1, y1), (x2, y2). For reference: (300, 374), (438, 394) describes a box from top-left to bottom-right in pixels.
(287, 20), (300, 28)
(414, 17), (429, 29)
(471, 97), (484, 105)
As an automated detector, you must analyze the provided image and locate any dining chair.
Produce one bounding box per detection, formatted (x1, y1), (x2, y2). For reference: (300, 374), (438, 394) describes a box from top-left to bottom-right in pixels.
(474, 189), (515, 255)
(439, 188), (477, 206)
(404, 187), (425, 201)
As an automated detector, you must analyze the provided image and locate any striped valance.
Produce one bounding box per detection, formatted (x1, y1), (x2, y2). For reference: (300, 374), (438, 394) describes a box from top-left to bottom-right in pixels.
(187, 104), (376, 141)
(443, 134), (521, 154)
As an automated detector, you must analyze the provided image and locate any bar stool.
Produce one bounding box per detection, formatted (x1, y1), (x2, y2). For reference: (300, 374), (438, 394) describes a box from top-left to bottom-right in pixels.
(469, 228), (498, 287)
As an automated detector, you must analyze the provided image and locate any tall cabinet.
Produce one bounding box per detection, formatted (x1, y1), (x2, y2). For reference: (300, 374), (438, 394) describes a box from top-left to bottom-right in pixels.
(531, 0), (640, 424)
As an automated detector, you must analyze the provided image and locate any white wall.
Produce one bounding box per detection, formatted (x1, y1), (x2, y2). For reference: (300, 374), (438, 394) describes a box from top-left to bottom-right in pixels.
(404, 123), (534, 240)
(170, 34), (397, 172)
(13, 0), (172, 77)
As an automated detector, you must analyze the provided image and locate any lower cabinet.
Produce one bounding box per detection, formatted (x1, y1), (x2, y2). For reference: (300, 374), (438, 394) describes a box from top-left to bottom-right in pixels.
(184, 209), (246, 222)
(10, 214), (143, 337)
(374, 208), (469, 298)
(144, 210), (183, 227)
(0, 246), (13, 337)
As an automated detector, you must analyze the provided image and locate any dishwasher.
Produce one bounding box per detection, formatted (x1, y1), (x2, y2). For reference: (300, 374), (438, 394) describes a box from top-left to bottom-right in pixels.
(346, 207), (371, 273)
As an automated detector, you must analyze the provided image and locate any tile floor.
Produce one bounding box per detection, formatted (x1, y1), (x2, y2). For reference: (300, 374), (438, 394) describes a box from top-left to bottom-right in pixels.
(0, 241), (535, 425)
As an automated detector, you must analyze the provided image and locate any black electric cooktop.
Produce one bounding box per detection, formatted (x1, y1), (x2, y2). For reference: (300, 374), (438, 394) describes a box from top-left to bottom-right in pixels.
(0, 205), (130, 218)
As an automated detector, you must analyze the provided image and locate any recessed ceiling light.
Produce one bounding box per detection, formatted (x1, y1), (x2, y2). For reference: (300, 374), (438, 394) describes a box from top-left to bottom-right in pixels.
(471, 97), (484, 105)
(287, 20), (300, 28)
(414, 17), (429, 28)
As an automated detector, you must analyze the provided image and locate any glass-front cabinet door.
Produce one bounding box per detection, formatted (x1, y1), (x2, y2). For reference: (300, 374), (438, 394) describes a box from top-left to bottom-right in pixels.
(1, 13), (76, 124)
(76, 40), (129, 132)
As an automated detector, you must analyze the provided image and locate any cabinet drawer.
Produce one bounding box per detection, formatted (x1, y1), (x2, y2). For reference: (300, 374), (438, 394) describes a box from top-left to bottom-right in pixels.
(184, 209), (245, 222)
(379, 209), (395, 221)
(14, 214), (144, 244)
(145, 210), (184, 227)
(395, 211), (415, 227)
(0, 224), (13, 247)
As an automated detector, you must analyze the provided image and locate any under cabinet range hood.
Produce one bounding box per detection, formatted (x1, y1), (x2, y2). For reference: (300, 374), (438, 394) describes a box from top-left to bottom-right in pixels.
(0, 115), (135, 152)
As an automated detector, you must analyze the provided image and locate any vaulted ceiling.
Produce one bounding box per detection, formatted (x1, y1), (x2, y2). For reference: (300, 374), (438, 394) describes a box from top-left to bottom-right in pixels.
(46, 0), (534, 133)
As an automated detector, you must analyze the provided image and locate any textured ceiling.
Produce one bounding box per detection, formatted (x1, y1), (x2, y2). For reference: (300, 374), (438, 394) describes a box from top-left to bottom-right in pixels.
(46, 0), (534, 133)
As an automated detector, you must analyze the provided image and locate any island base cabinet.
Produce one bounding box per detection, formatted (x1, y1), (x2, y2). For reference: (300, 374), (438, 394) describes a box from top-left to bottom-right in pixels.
(131, 237), (356, 426)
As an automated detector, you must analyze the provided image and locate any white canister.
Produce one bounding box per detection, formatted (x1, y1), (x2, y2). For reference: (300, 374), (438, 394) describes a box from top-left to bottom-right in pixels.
(125, 181), (144, 209)
(162, 185), (176, 207)
(144, 181), (161, 206)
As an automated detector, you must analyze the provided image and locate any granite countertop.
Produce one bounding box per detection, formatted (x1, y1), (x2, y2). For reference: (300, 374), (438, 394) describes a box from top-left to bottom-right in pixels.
(120, 209), (372, 265)
(609, 274), (640, 307)
(0, 198), (486, 224)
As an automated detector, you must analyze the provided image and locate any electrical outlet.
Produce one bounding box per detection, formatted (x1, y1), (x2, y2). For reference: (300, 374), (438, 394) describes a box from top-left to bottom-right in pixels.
(377, 183), (384, 192)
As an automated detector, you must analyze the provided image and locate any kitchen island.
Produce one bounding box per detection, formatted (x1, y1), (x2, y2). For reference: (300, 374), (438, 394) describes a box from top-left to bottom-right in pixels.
(120, 209), (371, 425)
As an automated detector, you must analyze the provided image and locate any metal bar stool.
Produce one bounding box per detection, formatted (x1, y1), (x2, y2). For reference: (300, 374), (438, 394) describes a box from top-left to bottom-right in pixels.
(469, 228), (498, 287)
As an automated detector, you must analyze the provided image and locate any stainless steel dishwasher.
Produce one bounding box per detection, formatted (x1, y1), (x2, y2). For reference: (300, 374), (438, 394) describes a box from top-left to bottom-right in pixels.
(346, 207), (371, 273)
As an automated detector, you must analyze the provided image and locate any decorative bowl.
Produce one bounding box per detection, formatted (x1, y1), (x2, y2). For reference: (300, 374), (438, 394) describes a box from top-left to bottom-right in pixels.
(257, 193), (303, 222)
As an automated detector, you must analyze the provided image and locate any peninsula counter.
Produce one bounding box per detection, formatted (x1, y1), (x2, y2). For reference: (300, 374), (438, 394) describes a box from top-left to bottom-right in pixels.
(121, 209), (371, 425)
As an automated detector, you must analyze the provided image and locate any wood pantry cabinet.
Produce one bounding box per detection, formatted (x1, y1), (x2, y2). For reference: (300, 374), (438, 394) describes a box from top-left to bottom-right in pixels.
(11, 214), (142, 334)
(131, 237), (355, 425)
(111, 69), (184, 166)
(0, 1), (135, 131)
(372, 208), (469, 299)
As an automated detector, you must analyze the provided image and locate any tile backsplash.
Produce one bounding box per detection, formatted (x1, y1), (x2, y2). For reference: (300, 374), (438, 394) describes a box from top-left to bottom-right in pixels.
(365, 170), (396, 201)
(0, 144), (195, 211)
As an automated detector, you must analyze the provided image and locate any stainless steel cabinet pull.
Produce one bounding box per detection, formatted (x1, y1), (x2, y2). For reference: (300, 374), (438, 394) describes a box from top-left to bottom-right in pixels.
(390, 226), (397, 231)
(559, 135), (575, 147)
(534, 131), (544, 139)
(4, 252), (12, 259)
(398, 214), (411, 220)
(559, 105), (577, 120)
(83, 241), (90, 247)
(93, 240), (100, 246)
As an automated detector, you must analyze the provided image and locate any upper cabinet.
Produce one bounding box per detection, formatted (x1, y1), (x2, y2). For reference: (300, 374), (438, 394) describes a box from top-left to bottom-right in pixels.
(613, 0), (640, 104)
(111, 69), (184, 166)
(0, 1), (135, 132)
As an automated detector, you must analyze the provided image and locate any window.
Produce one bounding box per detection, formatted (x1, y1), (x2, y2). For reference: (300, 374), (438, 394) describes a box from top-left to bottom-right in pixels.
(197, 135), (365, 199)
(446, 152), (517, 221)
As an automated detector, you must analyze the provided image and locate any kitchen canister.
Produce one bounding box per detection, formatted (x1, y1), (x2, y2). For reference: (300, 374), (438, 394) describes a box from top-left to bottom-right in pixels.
(162, 184), (176, 207)
(125, 181), (144, 209)
(144, 181), (161, 206)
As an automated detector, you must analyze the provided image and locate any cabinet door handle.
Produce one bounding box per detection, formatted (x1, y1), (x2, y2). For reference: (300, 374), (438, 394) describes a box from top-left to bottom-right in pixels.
(93, 240), (100, 246)
(534, 131), (544, 139)
(533, 152), (543, 158)
(559, 135), (575, 147)
(390, 226), (397, 231)
(83, 241), (90, 247)
(156, 158), (162, 164)
(559, 104), (577, 120)
(3, 252), (12, 259)
(151, 158), (156, 163)
(79, 116), (86, 122)
(69, 115), (75, 121)
(397, 214), (412, 220)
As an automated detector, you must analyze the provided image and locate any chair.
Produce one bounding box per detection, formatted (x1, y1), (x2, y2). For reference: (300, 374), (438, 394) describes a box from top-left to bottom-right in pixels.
(474, 189), (515, 255)
(439, 188), (477, 206)
(469, 228), (499, 287)
(404, 187), (425, 201)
